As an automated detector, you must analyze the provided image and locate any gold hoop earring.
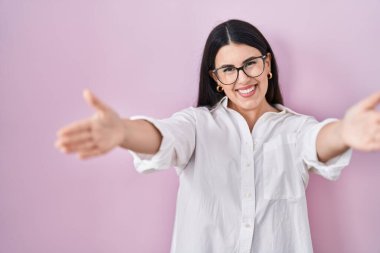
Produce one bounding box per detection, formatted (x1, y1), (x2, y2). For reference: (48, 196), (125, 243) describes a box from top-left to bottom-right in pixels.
(216, 85), (224, 92)
(268, 72), (273, 80)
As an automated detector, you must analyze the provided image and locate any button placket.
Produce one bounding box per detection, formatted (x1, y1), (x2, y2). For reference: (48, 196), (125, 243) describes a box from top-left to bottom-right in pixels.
(237, 122), (256, 253)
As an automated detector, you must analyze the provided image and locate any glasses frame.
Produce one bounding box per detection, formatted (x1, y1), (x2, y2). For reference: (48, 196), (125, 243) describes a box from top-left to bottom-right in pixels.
(211, 54), (268, 85)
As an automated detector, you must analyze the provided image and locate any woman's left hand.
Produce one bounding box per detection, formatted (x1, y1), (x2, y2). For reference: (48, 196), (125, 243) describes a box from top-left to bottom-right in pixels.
(341, 91), (380, 151)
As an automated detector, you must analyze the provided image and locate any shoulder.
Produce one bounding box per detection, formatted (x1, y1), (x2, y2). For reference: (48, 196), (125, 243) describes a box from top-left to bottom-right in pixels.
(191, 97), (227, 117)
(272, 104), (318, 132)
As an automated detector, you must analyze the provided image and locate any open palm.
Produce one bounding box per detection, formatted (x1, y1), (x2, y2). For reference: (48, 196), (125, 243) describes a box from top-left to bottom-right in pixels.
(55, 89), (126, 159)
(341, 91), (380, 151)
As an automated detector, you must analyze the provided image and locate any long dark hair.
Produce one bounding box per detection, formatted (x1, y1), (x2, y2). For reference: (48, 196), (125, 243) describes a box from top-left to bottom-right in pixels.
(197, 19), (283, 108)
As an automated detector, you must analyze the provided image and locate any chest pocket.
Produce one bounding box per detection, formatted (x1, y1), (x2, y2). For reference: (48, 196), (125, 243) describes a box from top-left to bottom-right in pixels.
(262, 133), (305, 200)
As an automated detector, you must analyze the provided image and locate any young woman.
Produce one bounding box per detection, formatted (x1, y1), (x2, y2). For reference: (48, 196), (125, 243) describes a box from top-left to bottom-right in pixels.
(55, 19), (380, 253)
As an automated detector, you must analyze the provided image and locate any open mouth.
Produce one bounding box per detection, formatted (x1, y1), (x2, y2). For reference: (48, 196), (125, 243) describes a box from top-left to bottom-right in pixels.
(235, 84), (257, 97)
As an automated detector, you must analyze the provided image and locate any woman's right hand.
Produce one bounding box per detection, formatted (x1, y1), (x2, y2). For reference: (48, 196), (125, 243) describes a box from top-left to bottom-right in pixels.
(55, 89), (126, 159)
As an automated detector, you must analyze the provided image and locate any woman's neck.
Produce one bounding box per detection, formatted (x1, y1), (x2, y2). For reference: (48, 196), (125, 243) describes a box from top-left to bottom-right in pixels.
(228, 99), (280, 132)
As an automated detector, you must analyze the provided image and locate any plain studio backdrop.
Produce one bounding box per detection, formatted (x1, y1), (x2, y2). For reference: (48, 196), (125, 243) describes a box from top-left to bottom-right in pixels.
(0, 0), (379, 252)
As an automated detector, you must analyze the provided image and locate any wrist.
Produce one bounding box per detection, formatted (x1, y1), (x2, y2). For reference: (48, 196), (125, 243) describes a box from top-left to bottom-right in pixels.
(119, 118), (132, 149)
(336, 120), (351, 150)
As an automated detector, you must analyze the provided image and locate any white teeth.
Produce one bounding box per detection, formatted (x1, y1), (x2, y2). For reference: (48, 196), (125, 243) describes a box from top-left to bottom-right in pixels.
(238, 86), (256, 94)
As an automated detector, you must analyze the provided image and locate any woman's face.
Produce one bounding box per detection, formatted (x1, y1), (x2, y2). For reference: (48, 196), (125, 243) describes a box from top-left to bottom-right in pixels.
(211, 43), (272, 114)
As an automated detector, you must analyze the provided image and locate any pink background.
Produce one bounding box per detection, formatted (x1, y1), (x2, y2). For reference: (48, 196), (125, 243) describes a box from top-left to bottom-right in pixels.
(1, 0), (379, 252)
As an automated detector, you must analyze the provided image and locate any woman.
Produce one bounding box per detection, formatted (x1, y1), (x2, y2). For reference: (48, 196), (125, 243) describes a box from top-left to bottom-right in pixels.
(55, 19), (380, 253)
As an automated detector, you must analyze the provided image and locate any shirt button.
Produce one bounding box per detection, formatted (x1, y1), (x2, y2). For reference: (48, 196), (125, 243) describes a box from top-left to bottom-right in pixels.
(245, 223), (251, 228)
(245, 192), (252, 198)
(246, 162), (250, 167)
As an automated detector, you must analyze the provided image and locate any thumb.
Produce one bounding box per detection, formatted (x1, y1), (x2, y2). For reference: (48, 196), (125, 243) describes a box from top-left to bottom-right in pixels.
(357, 91), (380, 111)
(83, 89), (110, 112)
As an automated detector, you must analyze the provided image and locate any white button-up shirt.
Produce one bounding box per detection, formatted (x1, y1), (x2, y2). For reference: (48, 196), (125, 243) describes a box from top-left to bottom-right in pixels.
(129, 96), (352, 253)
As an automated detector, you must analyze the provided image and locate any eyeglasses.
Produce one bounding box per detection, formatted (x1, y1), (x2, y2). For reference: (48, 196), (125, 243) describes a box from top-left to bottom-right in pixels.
(211, 54), (268, 85)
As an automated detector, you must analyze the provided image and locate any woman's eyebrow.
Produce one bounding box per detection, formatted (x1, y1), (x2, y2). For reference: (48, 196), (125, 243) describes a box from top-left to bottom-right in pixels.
(218, 56), (258, 68)
(242, 56), (258, 64)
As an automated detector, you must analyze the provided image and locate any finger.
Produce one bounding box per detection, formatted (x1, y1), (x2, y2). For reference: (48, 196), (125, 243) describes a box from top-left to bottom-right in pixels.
(63, 140), (97, 153)
(357, 91), (380, 110)
(56, 131), (92, 146)
(57, 118), (92, 137)
(78, 147), (105, 160)
(83, 89), (110, 113)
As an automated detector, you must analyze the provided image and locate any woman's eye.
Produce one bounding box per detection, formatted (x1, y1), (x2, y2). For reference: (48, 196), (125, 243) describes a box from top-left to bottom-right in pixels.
(223, 67), (234, 73)
(246, 60), (257, 66)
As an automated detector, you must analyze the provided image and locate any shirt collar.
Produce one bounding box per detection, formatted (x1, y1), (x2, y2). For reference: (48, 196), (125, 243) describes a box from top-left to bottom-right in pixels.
(211, 96), (303, 116)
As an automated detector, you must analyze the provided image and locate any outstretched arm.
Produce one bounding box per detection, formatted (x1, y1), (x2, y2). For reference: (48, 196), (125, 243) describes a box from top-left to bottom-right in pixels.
(316, 91), (380, 163)
(55, 89), (162, 159)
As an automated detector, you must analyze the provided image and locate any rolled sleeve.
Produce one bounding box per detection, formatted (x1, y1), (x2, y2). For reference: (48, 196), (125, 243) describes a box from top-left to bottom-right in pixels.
(299, 117), (352, 181)
(127, 107), (196, 176)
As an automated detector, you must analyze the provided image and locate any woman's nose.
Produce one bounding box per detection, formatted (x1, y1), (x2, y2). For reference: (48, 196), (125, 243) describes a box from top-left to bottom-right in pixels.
(236, 68), (249, 84)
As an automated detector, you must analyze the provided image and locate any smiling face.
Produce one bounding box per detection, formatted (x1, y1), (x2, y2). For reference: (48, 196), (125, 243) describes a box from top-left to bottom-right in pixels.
(210, 42), (272, 115)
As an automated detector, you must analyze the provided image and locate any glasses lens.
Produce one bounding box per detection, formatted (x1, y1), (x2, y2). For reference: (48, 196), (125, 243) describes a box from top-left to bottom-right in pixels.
(243, 58), (265, 78)
(216, 67), (238, 85)
(215, 56), (265, 85)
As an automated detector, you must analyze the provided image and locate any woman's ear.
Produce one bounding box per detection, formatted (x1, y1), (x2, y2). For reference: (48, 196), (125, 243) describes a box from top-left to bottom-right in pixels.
(266, 53), (272, 71)
(209, 70), (218, 83)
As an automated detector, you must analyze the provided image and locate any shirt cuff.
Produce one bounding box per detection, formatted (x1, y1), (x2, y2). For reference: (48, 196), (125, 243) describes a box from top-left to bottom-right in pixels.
(127, 115), (175, 174)
(302, 118), (353, 180)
